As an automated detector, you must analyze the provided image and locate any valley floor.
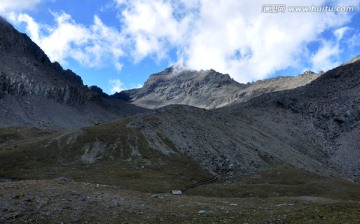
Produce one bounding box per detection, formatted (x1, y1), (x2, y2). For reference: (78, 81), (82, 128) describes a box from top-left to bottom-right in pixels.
(1, 178), (360, 224)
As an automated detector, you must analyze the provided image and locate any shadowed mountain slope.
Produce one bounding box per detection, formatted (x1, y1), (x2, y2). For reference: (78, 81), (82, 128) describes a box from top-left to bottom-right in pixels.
(224, 56), (360, 181)
(0, 17), (148, 129)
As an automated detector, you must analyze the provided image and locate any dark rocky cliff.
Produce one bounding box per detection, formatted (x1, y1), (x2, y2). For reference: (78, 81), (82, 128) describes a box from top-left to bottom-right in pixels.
(0, 16), (96, 105)
(0, 17), (148, 129)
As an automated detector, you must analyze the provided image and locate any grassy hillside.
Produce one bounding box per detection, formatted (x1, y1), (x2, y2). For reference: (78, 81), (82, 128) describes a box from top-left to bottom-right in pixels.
(0, 123), (213, 193)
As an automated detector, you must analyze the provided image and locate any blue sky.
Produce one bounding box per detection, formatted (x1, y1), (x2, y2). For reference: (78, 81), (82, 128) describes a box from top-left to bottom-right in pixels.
(1, 0), (360, 94)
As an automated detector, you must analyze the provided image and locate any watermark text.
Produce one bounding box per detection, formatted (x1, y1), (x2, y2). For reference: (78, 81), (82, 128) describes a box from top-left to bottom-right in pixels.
(262, 5), (355, 13)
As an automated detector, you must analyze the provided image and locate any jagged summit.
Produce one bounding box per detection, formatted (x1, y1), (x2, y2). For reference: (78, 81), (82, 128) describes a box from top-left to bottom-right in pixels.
(122, 66), (243, 109)
(122, 65), (321, 109)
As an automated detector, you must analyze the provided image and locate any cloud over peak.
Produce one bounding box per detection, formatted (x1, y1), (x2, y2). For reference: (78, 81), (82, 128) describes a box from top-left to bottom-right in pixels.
(115, 0), (359, 81)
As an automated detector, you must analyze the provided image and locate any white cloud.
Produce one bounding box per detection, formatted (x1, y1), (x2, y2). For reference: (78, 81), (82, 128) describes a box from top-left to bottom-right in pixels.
(115, 62), (123, 71)
(134, 83), (143, 88)
(117, 0), (193, 62)
(17, 14), (41, 43)
(109, 79), (124, 94)
(310, 25), (356, 72)
(13, 12), (125, 70)
(311, 41), (340, 72)
(109, 79), (142, 94)
(39, 12), (90, 65)
(185, 0), (353, 81)
(334, 27), (350, 41)
(0, 0), (41, 14)
(114, 0), (358, 82)
(6, 0), (360, 84)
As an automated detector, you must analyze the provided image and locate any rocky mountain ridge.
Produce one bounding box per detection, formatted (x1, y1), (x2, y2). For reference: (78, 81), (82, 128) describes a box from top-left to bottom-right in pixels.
(123, 65), (320, 109)
(123, 65), (244, 109)
(0, 17), (147, 129)
(0, 16), (95, 104)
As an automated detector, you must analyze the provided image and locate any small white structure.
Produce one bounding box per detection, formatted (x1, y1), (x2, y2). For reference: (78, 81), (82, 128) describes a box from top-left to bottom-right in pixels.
(171, 190), (183, 195)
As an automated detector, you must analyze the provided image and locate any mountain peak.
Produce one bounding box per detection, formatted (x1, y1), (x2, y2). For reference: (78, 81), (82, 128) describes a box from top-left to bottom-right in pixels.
(168, 63), (190, 73)
(122, 64), (325, 109)
(153, 63), (192, 77)
(122, 67), (243, 109)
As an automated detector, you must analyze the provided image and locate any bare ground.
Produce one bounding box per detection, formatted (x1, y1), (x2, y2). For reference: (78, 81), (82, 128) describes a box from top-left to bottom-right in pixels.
(1, 178), (360, 224)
